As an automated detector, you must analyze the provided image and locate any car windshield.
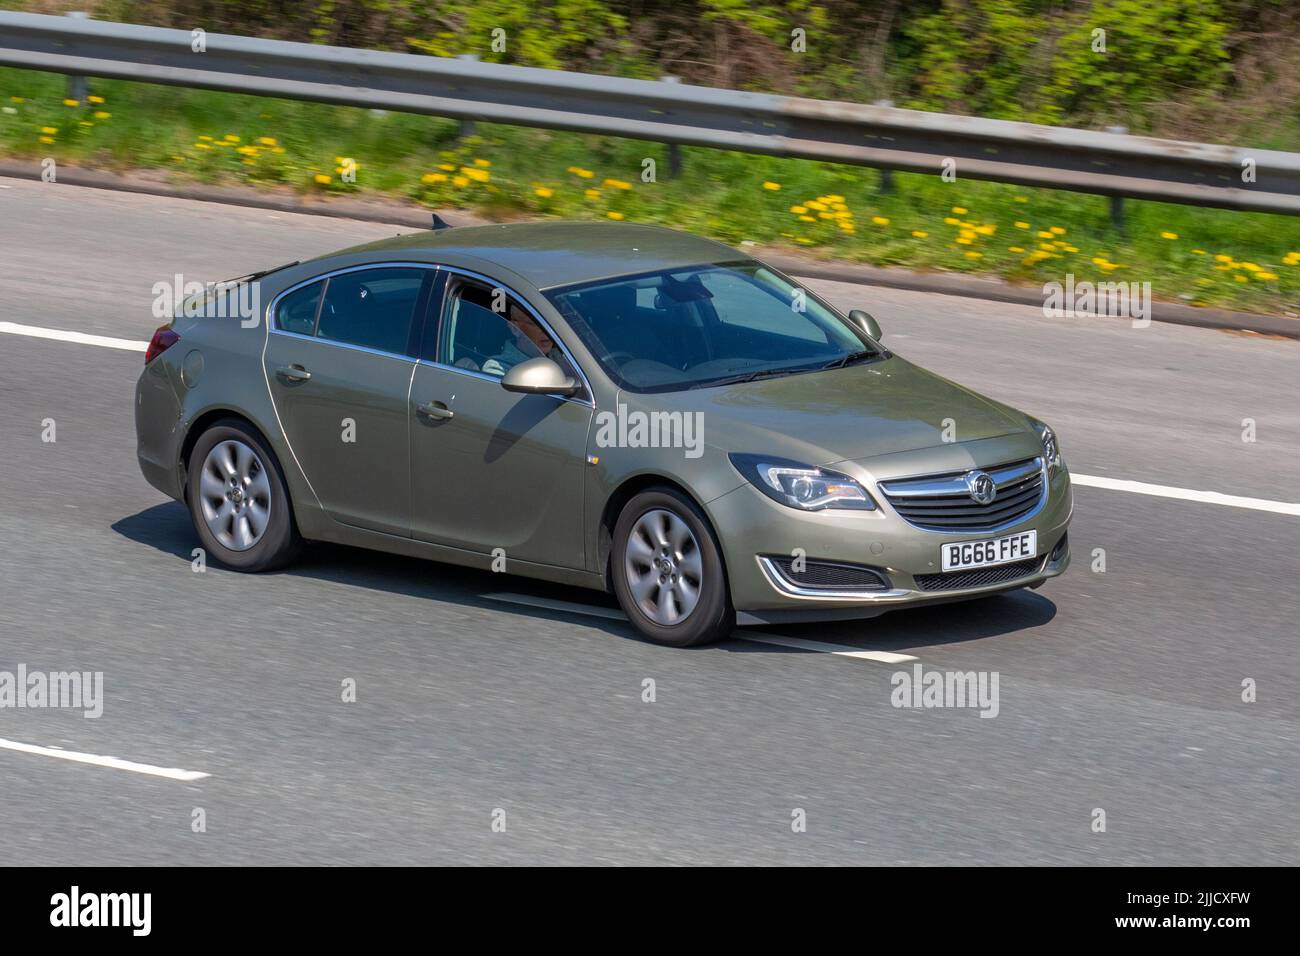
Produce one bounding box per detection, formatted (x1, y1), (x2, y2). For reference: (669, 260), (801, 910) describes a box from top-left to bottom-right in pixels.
(546, 261), (879, 392)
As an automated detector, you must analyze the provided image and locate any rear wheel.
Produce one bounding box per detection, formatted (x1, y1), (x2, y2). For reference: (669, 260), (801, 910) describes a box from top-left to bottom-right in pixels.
(612, 488), (734, 647)
(186, 419), (300, 572)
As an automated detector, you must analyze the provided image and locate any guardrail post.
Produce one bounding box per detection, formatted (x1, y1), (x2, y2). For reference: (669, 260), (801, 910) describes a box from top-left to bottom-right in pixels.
(1105, 126), (1128, 233)
(456, 54), (479, 139)
(875, 100), (895, 194)
(65, 11), (89, 102)
(663, 76), (683, 179)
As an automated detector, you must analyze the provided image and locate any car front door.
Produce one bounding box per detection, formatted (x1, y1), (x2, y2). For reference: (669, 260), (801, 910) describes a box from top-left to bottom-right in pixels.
(263, 265), (433, 536)
(409, 271), (593, 569)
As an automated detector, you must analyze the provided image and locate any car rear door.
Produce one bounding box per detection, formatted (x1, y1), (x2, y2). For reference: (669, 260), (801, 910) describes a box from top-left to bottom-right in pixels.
(263, 264), (434, 536)
(408, 269), (593, 569)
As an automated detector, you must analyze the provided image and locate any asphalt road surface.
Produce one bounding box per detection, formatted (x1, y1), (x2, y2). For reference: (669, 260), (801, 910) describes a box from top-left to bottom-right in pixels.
(1, 176), (1296, 865)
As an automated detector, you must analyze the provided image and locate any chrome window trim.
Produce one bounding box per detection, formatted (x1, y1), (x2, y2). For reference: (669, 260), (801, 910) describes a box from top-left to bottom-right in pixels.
(876, 456), (1049, 536)
(435, 265), (596, 409)
(269, 327), (419, 363)
(265, 261), (440, 357)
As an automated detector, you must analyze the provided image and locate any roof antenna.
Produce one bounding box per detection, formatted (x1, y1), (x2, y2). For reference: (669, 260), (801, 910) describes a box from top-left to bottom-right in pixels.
(431, 213), (452, 231)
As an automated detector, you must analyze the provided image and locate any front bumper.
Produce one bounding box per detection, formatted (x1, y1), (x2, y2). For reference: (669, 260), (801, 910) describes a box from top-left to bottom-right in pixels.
(709, 462), (1072, 625)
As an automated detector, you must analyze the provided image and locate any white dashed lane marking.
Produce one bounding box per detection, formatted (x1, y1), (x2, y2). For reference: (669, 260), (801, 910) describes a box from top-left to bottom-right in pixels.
(3, 319), (1297, 518)
(484, 593), (918, 663)
(0, 737), (210, 782)
(0, 320), (147, 351)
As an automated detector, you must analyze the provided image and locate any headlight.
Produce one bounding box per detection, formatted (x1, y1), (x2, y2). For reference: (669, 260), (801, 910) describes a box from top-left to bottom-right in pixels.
(1039, 425), (1062, 474)
(729, 454), (876, 511)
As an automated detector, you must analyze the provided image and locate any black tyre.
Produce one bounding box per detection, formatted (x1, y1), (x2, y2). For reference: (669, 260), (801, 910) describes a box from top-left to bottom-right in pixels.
(186, 419), (300, 572)
(611, 488), (734, 647)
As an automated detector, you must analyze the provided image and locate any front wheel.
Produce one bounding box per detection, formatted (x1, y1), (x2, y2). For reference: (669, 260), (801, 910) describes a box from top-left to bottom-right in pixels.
(611, 488), (734, 647)
(186, 419), (300, 572)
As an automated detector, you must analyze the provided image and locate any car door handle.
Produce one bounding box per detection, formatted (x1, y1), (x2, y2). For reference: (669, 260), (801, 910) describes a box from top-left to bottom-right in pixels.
(276, 364), (311, 383)
(416, 400), (454, 421)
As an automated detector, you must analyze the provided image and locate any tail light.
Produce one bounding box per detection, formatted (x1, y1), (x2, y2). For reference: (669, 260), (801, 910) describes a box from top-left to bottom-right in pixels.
(145, 324), (180, 365)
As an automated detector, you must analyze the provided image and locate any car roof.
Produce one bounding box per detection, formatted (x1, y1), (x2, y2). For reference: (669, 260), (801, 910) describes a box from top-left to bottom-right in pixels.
(329, 221), (745, 291)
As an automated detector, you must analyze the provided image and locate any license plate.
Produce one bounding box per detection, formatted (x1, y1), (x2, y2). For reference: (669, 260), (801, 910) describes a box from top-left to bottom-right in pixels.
(941, 530), (1037, 571)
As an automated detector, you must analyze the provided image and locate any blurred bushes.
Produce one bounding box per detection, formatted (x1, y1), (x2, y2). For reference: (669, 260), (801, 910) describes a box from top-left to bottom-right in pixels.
(31, 0), (1299, 143)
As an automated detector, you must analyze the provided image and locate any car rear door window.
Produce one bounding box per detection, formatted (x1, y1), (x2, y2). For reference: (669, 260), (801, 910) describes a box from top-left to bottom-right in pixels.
(276, 280), (323, 335)
(316, 267), (425, 355)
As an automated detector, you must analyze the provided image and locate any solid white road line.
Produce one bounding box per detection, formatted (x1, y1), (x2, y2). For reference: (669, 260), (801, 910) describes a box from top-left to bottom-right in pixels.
(5, 319), (1297, 519)
(0, 737), (210, 782)
(739, 634), (917, 663)
(0, 321), (148, 352)
(484, 593), (917, 663)
(1071, 473), (1300, 517)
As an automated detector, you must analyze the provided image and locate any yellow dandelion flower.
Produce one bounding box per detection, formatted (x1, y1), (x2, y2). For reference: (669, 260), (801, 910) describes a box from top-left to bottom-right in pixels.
(272, 146), (286, 154)
(567, 166), (595, 179)
(39, 135), (54, 144)
(461, 167), (490, 183)
(911, 230), (928, 239)
(956, 237), (973, 245)
(965, 251), (982, 259)
(1037, 231), (1054, 239)
(224, 134), (240, 142)
(10, 96), (25, 103)
(93, 111), (111, 119)
(952, 206), (968, 214)
(1234, 274), (1248, 283)
(474, 158), (491, 167)
(1255, 272), (1279, 280)
(194, 142), (211, 150)
(313, 174), (330, 185)
(452, 175), (469, 187)
(1160, 231), (1178, 240)
(258, 137), (277, 146)
(1015, 221), (1030, 229)
(421, 172), (447, 184)
(975, 224), (996, 236)
(943, 217), (961, 226)
(439, 163), (457, 172)
(1013, 196), (1029, 203)
(1191, 249), (1206, 255)
(806, 200), (827, 211)
(796, 237), (813, 245)
(534, 187), (554, 198)
(818, 211), (836, 219)
(1049, 226), (1066, 235)
(584, 188), (601, 200)
(88, 95), (105, 104)
(40, 126), (58, 135)
(1008, 246), (1025, 253)
(826, 194), (845, 203)
(603, 178), (632, 190)
(762, 181), (781, 191)
(798, 215), (816, 222)
(607, 211), (625, 220)
(63, 98), (80, 107)
(1213, 254), (1233, 263)
(790, 205), (808, 215)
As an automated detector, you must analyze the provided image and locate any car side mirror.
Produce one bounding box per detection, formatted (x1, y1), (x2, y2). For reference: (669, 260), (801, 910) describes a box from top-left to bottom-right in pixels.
(500, 357), (579, 396)
(848, 309), (883, 342)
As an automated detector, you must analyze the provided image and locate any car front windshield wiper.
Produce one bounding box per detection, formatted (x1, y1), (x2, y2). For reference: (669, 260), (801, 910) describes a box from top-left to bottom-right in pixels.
(819, 349), (879, 371)
(687, 366), (806, 389)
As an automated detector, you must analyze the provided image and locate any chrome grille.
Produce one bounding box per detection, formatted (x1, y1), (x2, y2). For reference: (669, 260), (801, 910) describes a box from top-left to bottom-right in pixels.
(914, 557), (1042, 592)
(879, 457), (1045, 532)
